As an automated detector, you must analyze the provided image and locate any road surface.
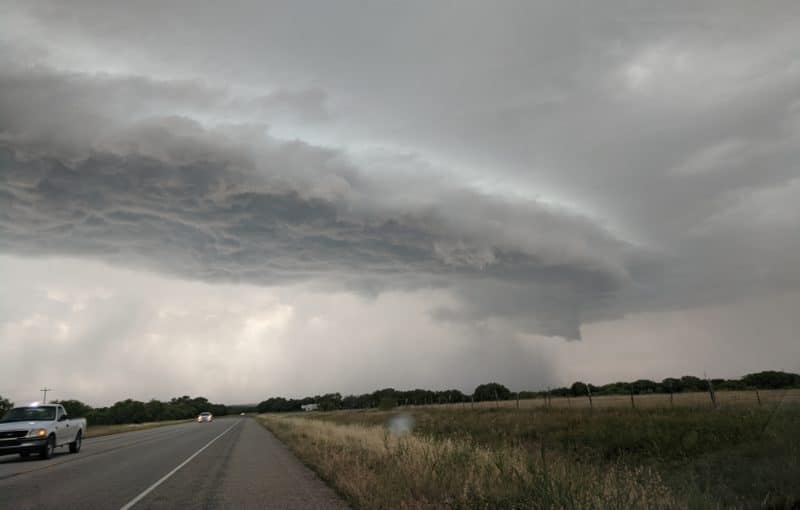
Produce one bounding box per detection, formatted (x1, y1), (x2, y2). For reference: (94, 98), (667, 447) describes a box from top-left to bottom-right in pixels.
(0, 417), (349, 509)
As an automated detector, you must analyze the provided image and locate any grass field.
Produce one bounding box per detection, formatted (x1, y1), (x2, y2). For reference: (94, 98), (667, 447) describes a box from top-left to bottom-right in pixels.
(259, 394), (800, 509)
(85, 419), (191, 438)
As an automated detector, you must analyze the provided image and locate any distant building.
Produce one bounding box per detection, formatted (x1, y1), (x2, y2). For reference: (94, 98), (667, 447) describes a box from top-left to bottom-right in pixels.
(301, 403), (319, 412)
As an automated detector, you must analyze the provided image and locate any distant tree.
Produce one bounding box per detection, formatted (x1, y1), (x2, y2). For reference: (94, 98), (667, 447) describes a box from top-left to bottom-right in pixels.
(661, 378), (681, 392)
(247, 370), (800, 416)
(209, 403), (228, 416)
(550, 387), (571, 397)
(256, 397), (302, 413)
(144, 399), (165, 421)
(108, 399), (148, 424)
(473, 383), (511, 402)
(595, 382), (628, 395)
(87, 408), (111, 425)
(0, 395), (13, 416)
(714, 379), (746, 391)
(411, 389), (435, 405)
(680, 376), (708, 392)
(341, 395), (360, 409)
(53, 399), (93, 418)
(370, 388), (398, 405)
(227, 404), (257, 414)
(630, 379), (658, 394)
(318, 393), (343, 411)
(444, 389), (466, 403)
(67, 395), (226, 424)
(742, 371), (800, 389)
(570, 382), (589, 396)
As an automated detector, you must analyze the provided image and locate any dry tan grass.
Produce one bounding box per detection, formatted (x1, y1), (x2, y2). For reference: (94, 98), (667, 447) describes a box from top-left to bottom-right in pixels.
(420, 388), (800, 411)
(85, 419), (191, 438)
(259, 414), (678, 510)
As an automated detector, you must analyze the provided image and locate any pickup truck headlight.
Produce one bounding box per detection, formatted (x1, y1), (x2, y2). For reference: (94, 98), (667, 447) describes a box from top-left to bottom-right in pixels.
(29, 428), (47, 438)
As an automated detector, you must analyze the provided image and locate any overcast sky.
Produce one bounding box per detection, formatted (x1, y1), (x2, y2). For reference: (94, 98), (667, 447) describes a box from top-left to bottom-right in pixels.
(1, 1), (799, 406)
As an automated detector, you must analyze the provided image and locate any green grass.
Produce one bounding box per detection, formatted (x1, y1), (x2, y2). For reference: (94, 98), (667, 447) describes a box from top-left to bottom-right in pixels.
(85, 419), (191, 438)
(270, 403), (800, 509)
(261, 414), (678, 509)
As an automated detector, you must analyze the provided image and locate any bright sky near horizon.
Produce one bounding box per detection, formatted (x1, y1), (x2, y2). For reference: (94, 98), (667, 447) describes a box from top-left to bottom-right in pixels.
(1, 1), (799, 406)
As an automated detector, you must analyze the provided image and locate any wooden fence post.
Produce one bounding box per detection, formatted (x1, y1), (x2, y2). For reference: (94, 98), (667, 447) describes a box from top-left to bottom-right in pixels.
(516, 392), (520, 409)
(706, 376), (717, 409)
(755, 389), (762, 407)
(587, 386), (593, 411)
(630, 390), (635, 409)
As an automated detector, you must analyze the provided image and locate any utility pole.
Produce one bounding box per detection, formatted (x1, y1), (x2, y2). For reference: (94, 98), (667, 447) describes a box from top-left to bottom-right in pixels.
(40, 387), (53, 404)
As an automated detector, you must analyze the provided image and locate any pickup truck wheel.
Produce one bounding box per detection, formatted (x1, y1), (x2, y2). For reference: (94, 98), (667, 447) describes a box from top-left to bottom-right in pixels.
(40, 435), (55, 460)
(69, 431), (82, 453)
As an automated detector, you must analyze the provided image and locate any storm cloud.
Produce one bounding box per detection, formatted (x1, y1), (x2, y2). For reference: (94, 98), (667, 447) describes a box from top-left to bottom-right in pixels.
(1, 1), (799, 404)
(0, 63), (645, 339)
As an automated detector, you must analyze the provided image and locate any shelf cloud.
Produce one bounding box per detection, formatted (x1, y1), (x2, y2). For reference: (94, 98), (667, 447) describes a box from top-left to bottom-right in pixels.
(1, 1), (799, 403)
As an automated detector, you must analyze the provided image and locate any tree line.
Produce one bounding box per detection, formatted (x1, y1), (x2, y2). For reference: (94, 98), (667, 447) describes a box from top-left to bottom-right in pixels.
(1, 371), (798, 422)
(0, 395), (228, 425)
(255, 370), (800, 413)
(542, 371), (800, 399)
(58, 396), (229, 424)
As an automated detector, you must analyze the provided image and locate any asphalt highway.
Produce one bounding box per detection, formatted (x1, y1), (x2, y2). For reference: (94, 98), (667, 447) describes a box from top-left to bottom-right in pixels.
(0, 417), (349, 509)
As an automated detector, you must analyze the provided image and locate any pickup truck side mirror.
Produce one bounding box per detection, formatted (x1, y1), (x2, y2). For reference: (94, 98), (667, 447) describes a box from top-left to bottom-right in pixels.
(58, 415), (68, 422)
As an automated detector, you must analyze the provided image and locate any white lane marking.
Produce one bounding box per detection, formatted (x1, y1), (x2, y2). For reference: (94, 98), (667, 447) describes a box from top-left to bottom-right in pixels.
(119, 420), (240, 510)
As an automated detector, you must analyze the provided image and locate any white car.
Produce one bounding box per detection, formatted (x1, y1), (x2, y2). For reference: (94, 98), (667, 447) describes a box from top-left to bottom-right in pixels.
(197, 412), (213, 423)
(0, 404), (86, 459)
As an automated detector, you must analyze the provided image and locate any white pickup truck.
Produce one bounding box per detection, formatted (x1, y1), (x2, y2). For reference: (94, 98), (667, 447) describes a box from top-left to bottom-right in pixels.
(0, 404), (86, 459)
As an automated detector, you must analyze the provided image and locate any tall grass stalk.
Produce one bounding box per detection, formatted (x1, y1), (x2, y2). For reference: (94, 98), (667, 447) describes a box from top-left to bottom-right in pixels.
(260, 414), (677, 510)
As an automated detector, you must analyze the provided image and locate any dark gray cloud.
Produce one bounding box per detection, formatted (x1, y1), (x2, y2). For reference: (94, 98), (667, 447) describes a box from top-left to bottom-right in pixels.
(0, 136), (633, 340)
(1, 0), (799, 348)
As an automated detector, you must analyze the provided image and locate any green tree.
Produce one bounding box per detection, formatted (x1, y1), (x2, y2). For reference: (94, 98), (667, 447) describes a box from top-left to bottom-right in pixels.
(440, 389), (466, 403)
(661, 378), (681, 392)
(108, 399), (148, 424)
(742, 371), (800, 389)
(144, 399), (165, 421)
(0, 395), (13, 416)
(570, 381), (589, 396)
(318, 393), (343, 411)
(680, 376), (708, 392)
(473, 383), (511, 402)
(53, 399), (92, 418)
(630, 379), (658, 394)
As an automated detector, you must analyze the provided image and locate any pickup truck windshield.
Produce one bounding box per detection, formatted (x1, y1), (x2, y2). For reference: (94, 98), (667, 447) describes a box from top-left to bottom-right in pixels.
(0, 406), (57, 422)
